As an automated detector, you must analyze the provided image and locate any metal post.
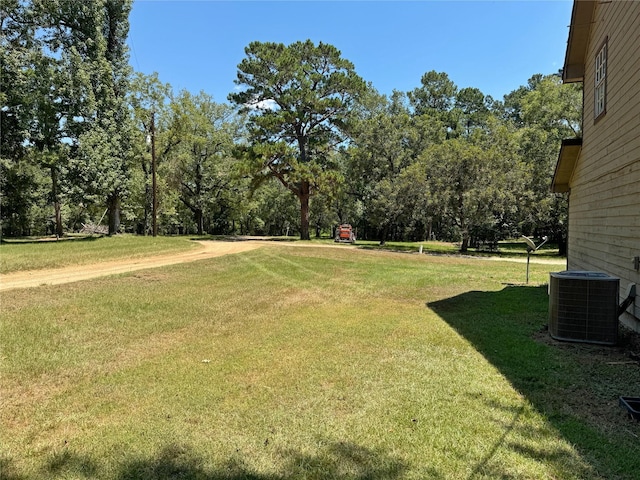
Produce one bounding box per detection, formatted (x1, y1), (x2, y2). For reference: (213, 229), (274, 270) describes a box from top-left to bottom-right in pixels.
(526, 251), (531, 284)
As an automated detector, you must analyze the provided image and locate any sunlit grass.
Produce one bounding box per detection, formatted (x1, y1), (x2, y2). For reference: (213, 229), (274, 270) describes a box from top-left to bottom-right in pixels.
(0, 234), (561, 275)
(0, 235), (197, 273)
(1, 245), (636, 479)
(309, 236), (561, 258)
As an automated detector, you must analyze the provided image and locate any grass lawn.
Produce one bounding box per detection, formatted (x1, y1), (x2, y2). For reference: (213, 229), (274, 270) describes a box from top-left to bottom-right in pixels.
(0, 235), (197, 273)
(308, 236), (560, 259)
(1, 241), (638, 479)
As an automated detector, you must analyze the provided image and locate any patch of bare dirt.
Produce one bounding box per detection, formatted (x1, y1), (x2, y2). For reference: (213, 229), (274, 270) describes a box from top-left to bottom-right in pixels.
(533, 325), (640, 360)
(533, 326), (640, 431)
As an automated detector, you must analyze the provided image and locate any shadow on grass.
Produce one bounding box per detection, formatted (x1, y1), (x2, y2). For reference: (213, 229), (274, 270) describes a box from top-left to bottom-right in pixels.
(0, 235), (102, 245)
(45, 450), (100, 478)
(428, 285), (640, 479)
(428, 286), (555, 394)
(464, 398), (526, 479)
(29, 440), (407, 480)
(0, 455), (27, 480)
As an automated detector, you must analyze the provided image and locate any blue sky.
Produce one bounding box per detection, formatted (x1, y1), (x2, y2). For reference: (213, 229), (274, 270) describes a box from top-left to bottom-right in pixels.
(127, 0), (573, 104)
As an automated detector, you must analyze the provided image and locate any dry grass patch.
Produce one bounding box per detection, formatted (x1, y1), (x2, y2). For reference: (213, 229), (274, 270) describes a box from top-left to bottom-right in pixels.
(1, 246), (637, 479)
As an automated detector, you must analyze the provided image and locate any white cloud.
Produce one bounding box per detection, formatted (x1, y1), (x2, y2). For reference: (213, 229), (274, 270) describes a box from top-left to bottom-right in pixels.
(247, 98), (278, 111)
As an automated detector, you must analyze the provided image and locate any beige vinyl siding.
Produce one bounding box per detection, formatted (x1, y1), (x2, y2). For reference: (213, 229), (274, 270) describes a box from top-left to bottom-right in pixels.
(566, 0), (640, 327)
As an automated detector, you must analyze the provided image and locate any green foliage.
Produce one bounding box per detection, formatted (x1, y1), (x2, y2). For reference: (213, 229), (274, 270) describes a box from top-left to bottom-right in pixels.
(229, 40), (367, 240)
(246, 180), (299, 236)
(67, 0), (134, 234)
(455, 86), (491, 135)
(409, 70), (458, 114)
(420, 131), (524, 251)
(1, 0), (135, 236)
(0, 158), (48, 236)
(3, 10), (579, 246)
(162, 91), (246, 235)
(521, 74), (582, 137)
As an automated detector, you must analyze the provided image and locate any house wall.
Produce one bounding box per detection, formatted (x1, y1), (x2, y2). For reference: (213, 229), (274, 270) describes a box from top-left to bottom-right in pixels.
(567, 0), (640, 330)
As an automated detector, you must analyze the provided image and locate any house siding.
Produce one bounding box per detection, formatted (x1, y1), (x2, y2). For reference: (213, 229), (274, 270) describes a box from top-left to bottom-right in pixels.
(566, 0), (640, 330)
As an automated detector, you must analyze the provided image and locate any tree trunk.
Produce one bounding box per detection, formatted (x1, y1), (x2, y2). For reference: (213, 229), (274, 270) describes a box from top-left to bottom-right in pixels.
(555, 231), (568, 256)
(460, 230), (470, 252)
(195, 208), (204, 236)
(107, 194), (121, 235)
(457, 199), (468, 252)
(50, 167), (64, 237)
(379, 224), (389, 246)
(142, 159), (150, 235)
(53, 200), (63, 237)
(299, 182), (311, 240)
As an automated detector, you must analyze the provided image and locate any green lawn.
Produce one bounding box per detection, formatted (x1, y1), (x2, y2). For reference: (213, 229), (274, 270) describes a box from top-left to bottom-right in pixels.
(1, 241), (638, 479)
(0, 235), (197, 273)
(312, 236), (560, 259)
(0, 234), (559, 274)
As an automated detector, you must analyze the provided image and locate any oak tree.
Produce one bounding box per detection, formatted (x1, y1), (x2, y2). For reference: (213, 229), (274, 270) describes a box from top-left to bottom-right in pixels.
(164, 91), (245, 235)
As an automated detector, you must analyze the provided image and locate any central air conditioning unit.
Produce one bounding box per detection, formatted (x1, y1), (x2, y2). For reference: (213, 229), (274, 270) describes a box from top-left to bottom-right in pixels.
(549, 271), (620, 345)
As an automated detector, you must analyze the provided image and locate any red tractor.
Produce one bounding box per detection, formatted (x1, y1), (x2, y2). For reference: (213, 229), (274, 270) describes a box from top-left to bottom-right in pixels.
(335, 224), (356, 244)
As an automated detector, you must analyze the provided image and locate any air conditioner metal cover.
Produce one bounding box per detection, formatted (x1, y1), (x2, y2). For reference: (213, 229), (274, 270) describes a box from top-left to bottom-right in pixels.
(551, 271), (614, 280)
(549, 271), (619, 345)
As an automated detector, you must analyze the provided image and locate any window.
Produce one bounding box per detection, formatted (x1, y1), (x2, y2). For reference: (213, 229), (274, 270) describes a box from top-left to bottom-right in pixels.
(595, 38), (607, 120)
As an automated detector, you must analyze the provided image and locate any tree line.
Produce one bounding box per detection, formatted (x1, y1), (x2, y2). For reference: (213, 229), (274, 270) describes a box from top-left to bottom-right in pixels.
(1, 1), (582, 252)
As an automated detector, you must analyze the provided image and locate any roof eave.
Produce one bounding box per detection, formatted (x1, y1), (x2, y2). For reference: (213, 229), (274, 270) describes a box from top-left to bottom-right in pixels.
(562, 0), (597, 84)
(552, 138), (583, 193)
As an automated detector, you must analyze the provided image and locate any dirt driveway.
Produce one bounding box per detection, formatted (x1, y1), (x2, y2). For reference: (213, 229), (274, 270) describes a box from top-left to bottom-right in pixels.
(0, 240), (263, 292)
(0, 239), (564, 292)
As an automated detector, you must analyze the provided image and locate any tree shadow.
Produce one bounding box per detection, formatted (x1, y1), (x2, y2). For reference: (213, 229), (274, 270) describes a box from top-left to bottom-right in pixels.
(274, 441), (407, 480)
(464, 397), (526, 479)
(45, 450), (100, 478)
(0, 455), (27, 480)
(463, 392), (595, 478)
(427, 285), (640, 478)
(0, 235), (102, 245)
(20, 440), (407, 480)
